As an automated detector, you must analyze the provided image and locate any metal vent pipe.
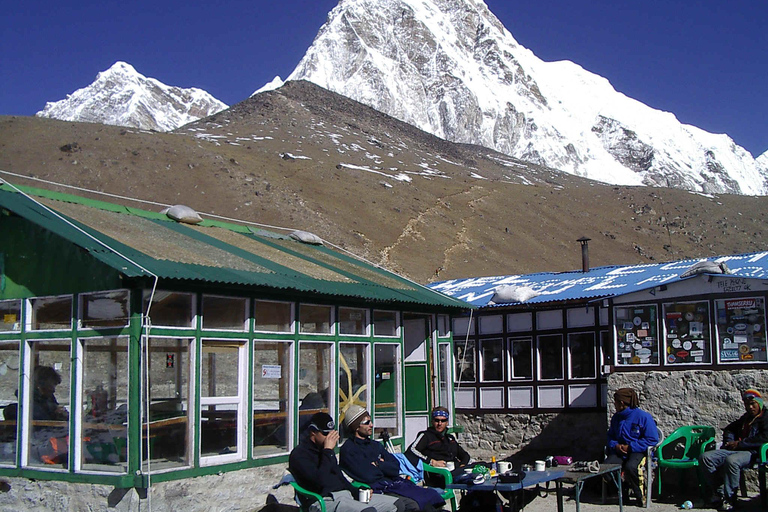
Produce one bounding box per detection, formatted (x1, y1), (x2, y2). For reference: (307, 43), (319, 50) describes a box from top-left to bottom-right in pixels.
(577, 237), (591, 272)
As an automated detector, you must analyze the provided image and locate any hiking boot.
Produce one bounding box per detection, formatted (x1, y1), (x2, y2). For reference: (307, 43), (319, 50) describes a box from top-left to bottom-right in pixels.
(718, 499), (734, 511)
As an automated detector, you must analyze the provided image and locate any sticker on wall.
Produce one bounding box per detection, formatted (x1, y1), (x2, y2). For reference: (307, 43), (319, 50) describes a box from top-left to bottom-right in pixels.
(166, 354), (174, 368)
(637, 329), (648, 338)
(633, 317), (642, 326)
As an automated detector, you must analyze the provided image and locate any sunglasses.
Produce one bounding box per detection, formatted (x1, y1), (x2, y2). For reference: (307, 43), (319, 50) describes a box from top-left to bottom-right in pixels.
(360, 419), (372, 426)
(433, 418), (448, 423)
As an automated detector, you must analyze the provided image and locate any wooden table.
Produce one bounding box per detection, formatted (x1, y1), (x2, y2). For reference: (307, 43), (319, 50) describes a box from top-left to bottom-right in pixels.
(556, 463), (623, 512)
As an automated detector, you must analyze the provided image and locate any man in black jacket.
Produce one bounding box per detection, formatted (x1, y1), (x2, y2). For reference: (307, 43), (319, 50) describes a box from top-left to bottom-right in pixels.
(289, 412), (403, 512)
(405, 406), (470, 476)
(700, 388), (768, 511)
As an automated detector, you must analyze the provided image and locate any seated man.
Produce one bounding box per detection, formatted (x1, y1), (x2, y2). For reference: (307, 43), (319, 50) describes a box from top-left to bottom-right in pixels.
(405, 406), (469, 486)
(605, 388), (659, 507)
(700, 388), (768, 511)
(340, 405), (445, 512)
(289, 411), (403, 512)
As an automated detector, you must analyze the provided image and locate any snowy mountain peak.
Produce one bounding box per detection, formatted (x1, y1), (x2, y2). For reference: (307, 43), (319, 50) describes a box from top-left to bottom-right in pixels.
(288, 0), (768, 195)
(37, 61), (227, 132)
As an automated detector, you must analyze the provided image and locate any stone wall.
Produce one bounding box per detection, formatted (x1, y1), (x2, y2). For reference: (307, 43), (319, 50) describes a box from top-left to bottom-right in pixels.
(0, 464), (294, 512)
(606, 369), (768, 439)
(455, 411), (607, 463)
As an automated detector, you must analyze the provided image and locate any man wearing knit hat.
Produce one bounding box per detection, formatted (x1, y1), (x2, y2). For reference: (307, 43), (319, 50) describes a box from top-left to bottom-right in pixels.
(289, 411), (403, 512)
(605, 388), (659, 507)
(700, 388), (768, 511)
(340, 407), (445, 512)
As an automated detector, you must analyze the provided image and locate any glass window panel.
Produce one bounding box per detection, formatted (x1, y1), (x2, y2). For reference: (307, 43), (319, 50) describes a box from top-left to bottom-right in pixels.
(26, 340), (71, 468)
(403, 314), (428, 362)
(0, 300), (21, 332)
(298, 342), (333, 430)
(339, 344), (369, 427)
(339, 308), (368, 336)
(567, 307), (595, 328)
(0, 340), (20, 464)
(538, 334), (563, 380)
(80, 290), (130, 329)
(454, 340), (476, 383)
(507, 313), (532, 333)
(81, 337), (129, 472)
(509, 337), (533, 380)
(202, 295), (248, 331)
(480, 338), (503, 382)
(373, 344), (400, 437)
(142, 337), (191, 471)
(568, 332), (596, 379)
(600, 330), (612, 371)
(253, 341), (292, 456)
(438, 343), (452, 407)
(255, 300), (293, 332)
(143, 291), (195, 328)
(29, 295), (72, 331)
(614, 305), (658, 366)
(536, 310), (562, 330)
(373, 310), (398, 337)
(663, 301), (711, 365)
(452, 317), (475, 337)
(437, 315), (450, 337)
(300, 304), (332, 334)
(200, 340), (244, 459)
(716, 297), (768, 363)
(479, 315), (503, 334)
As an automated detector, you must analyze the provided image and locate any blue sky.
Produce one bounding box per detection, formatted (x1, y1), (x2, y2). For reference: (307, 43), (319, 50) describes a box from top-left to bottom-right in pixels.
(2, 0), (766, 157)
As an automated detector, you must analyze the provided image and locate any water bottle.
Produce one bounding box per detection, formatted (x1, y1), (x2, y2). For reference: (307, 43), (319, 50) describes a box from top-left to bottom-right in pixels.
(680, 500), (693, 509)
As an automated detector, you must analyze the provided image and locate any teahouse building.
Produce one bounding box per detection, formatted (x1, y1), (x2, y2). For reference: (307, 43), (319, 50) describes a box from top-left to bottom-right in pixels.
(0, 184), (469, 506)
(430, 251), (768, 458)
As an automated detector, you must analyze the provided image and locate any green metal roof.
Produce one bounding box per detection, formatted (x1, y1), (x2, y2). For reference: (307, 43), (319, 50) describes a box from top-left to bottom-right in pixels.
(0, 184), (470, 310)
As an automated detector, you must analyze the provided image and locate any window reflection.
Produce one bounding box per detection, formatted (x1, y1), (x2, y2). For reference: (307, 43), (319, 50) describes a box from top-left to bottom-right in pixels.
(253, 341), (292, 456)
(81, 337), (128, 472)
(373, 344), (400, 437)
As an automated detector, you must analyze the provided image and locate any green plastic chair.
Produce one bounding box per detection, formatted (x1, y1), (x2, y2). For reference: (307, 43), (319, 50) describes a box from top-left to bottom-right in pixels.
(423, 463), (458, 512)
(288, 478), (327, 512)
(656, 425), (716, 497)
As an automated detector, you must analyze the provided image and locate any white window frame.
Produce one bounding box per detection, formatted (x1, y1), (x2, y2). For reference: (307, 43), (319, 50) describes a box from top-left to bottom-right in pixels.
(201, 294), (249, 332)
(252, 339), (294, 458)
(299, 304), (334, 335)
(507, 336), (533, 381)
(372, 310), (400, 338)
(142, 290), (197, 330)
(338, 307), (370, 337)
(372, 342), (402, 439)
(26, 295), (73, 332)
(479, 338), (504, 383)
(78, 289), (131, 330)
(254, 299), (295, 334)
(567, 331), (597, 380)
(199, 338), (249, 466)
(537, 334), (564, 381)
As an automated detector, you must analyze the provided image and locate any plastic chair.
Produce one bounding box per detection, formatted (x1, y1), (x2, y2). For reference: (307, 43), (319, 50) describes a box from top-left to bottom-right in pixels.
(423, 463), (458, 512)
(656, 425), (716, 497)
(738, 442), (768, 502)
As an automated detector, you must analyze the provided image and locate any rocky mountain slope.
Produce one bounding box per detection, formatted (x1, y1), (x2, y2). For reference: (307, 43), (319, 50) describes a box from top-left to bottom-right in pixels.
(286, 0), (768, 195)
(3, 81), (767, 283)
(36, 62), (227, 132)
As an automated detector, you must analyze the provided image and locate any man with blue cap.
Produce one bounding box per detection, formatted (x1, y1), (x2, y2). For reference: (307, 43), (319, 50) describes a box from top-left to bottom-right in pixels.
(700, 388), (768, 511)
(405, 406), (470, 486)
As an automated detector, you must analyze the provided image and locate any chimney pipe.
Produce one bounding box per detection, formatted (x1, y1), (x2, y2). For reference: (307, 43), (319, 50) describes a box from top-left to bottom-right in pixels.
(577, 237), (591, 272)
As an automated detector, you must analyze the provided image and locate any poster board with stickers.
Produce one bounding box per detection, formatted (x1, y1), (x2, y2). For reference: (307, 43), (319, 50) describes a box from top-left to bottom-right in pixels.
(614, 305), (659, 366)
(715, 297), (768, 363)
(663, 301), (711, 365)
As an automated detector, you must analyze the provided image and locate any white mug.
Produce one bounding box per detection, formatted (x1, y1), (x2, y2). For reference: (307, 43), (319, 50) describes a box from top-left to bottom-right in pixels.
(359, 488), (372, 503)
(534, 460), (546, 472)
(498, 461), (512, 473)
(445, 461), (455, 471)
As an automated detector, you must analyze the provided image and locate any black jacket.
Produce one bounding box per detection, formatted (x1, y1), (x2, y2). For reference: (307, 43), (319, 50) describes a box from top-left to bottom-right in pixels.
(723, 410), (768, 455)
(339, 435), (401, 485)
(289, 435), (355, 501)
(405, 427), (470, 468)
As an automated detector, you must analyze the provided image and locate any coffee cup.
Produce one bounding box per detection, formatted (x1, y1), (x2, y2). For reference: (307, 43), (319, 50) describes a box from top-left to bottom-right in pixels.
(498, 461), (512, 473)
(534, 460), (546, 472)
(359, 488), (371, 503)
(464, 468), (473, 474)
(445, 461), (455, 471)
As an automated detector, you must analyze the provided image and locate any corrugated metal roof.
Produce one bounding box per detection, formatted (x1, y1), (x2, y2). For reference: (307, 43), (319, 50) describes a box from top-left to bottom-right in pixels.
(0, 185), (470, 310)
(429, 252), (768, 308)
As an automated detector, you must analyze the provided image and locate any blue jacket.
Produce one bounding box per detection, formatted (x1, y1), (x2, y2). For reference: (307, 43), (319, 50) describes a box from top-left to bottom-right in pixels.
(607, 406), (659, 456)
(339, 435), (401, 485)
